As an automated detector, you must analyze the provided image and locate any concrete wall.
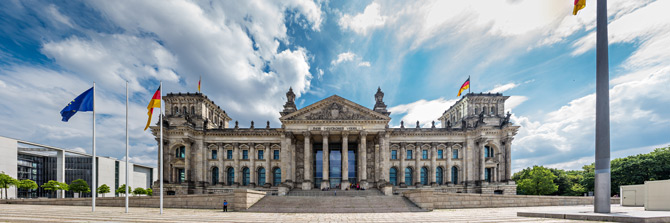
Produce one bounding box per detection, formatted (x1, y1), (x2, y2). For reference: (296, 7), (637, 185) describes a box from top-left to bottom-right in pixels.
(133, 165), (152, 189)
(117, 160), (133, 193)
(403, 189), (620, 211)
(645, 179), (670, 211)
(0, 137), (18, 199)
(620, 184), (644, 207)
(0, 189), (265, 211)
(97, 157), (116, 197)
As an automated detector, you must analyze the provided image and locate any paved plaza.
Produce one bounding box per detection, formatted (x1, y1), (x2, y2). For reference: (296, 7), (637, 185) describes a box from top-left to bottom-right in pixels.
(0, 204), (644, 222)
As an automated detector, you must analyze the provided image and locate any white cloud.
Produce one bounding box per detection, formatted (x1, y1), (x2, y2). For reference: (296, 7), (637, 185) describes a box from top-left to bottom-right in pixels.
(358, 61), (371, 67)
(487, 82), (519, 93)
(331, 52), (356, 66)
(504, 96), (528, 112)
(339, 2), (387, 35)
(388, 97), (457, 128)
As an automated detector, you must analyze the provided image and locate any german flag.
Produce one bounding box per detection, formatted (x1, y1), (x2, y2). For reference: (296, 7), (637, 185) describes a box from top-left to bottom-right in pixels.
(144, 86), (161, 131)
(573, 0), (585, 15)
(457, 77), (470, 97)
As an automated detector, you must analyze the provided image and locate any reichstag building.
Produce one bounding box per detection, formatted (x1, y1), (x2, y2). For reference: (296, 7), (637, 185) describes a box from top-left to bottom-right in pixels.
(153, 88), (518, 195)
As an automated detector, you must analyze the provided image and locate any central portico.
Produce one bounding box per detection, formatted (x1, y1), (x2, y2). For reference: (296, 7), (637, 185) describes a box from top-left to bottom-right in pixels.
(279, 90), (391, 190)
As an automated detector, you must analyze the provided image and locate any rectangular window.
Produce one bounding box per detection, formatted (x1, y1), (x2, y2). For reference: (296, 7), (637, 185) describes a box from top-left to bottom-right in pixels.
(438, 150), (443, 159)
(274, 150), (280, 160)
(258, 150), (264, 160)
(178, 169), (185, 183)
(391, 150), (397, 160)
(453, 149), (458, 159)
(211, 150), (217, 159)
(407, 150), (413, 159)
(227, 150), (233, 159)
(422, 150), (428, 159)
(243, 150), (249, 159)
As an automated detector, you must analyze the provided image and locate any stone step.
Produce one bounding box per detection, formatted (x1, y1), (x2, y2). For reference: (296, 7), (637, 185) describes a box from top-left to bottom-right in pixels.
(245, 195), (425, 213)
(287, 188), (383, 197)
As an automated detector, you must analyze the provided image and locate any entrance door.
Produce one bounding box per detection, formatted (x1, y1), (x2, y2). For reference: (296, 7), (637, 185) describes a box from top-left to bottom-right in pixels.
(622, 190), (635, 206)
(329, 150), (342, 188)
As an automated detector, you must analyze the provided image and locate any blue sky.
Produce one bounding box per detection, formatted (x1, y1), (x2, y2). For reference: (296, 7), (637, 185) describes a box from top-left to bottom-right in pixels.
(0, 0), (668, 171)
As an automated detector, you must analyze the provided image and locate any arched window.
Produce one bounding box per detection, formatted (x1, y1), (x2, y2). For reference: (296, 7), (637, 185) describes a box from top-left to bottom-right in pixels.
(389, 167), (398, 186)
(405, 167), (413, 185)
(451, 166), (459, 184)
(226, 167), (234, 186)
(491, 106), (496, 115)
(485, 146), (494, 158)
(273, 168), (281, 186)
(452, 149), (459, 159)
(242, 167), (250, 186)
(482, 106), (487, 114)
(182, 106), (187, 115)
(176, 146), (185, 158)
(436, 167), (444, 185)
(211, 167), (219, 185)
(420, 167), (428, 185)
(191, 106), (195, 115)
(258, 167), (266, 186)
(173, 106), (178, 115)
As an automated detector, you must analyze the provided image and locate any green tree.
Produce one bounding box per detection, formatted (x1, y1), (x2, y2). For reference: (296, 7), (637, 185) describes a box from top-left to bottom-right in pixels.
(16, 179), (38, 198)
(146, 188), (153, 196)
(115, 184), (131, 196)
(0, 172), (18, 199)
(97, 184), (111, 197)
(41, 180), (68, 198)
(516, 166), (559, 195)
(69, 179), (90, 198)
(132, 187), (146, 196)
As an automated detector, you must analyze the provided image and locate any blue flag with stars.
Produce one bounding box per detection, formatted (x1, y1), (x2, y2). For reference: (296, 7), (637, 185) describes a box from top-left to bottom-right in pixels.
(60, 87), (94, 122)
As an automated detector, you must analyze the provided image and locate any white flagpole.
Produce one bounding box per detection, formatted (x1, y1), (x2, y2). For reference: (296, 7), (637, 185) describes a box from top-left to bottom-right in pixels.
(159, 81), (164, 214)
(125, 81), (129, 213)
(92, 82), (96, 212)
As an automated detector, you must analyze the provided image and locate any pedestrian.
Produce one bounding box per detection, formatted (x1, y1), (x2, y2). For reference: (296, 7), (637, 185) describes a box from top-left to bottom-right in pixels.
(223, 200), (228, 212)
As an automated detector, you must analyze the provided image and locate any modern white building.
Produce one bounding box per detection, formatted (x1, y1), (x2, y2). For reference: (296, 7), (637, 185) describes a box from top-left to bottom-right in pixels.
(0, 136), (156, 199)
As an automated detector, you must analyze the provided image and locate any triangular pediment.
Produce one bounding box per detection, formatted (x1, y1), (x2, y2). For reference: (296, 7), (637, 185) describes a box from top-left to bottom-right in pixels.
(280, 95), (390, 121)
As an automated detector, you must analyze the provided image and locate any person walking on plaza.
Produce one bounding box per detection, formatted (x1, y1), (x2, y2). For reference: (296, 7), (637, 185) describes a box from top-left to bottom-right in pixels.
(223, 200), (228, 212)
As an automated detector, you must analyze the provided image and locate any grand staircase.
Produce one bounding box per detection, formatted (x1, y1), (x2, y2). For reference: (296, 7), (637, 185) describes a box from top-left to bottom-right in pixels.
(245, 189), (425, 213)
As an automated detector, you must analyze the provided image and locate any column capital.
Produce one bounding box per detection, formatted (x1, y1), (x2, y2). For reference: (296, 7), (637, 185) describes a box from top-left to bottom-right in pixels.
(341, 131), (349, 137)
(360, 131), (367, 137)
(285, 132), (294, 139)
(263, 142), (270, 147)
(321, 131), (330, 137)
(303, 131), (311, 137)
(233, 142), (239, 147)
(400, 142), (406, 147)
(431, 142), (438, 147)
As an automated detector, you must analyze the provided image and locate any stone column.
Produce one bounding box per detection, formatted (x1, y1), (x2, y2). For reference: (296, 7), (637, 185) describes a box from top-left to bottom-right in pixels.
(480, 142), (486, 184)
(415, 143), (420, 186)
(280, 133), (288, 185)
(505, 139), (512, 181)
(302, 132), (311, 190)
(374, 140), (380, 184)
(341, 132), (349, 189)
(283, 132), (293, 185)
(360, 131), (367, 188)
(321, 132), (330, 189)
(264, 143), (271, 186)
(290, 138), (295, 183)
(400, 143), (406, 185)
(446, 145), (452, 185)
(249, 143), (256, 187)
(430, 143), (437, 185)
(233, 143), (240, 185)
(383, 132), (390, 182)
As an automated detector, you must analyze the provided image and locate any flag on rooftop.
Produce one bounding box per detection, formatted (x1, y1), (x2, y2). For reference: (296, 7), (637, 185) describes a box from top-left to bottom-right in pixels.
(60, 87), (94, 122)
(457, 77), (470, 97)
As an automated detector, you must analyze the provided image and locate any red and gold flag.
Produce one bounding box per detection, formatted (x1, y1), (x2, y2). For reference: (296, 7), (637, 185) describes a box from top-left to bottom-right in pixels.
(457, 77), (470, 97)
(573, 0), (585, 15)
(198, 76), (201, 92)
(144, 86), (161, 131)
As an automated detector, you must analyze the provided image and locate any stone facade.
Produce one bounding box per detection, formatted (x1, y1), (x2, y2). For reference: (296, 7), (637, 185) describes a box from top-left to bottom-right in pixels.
(151, 88), (518, 195)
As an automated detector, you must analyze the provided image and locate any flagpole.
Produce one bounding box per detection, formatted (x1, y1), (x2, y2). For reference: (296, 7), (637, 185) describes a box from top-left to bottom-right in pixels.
(594, 0), (611, 213)
(92, 82), (96, 212)
(125, 81), (129, 213)
(159, 81), (164, 214)
(468, 75), (471, 94)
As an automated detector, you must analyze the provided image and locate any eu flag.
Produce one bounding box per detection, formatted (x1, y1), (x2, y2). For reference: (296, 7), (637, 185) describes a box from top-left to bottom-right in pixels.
(60, 87), (94, 122)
